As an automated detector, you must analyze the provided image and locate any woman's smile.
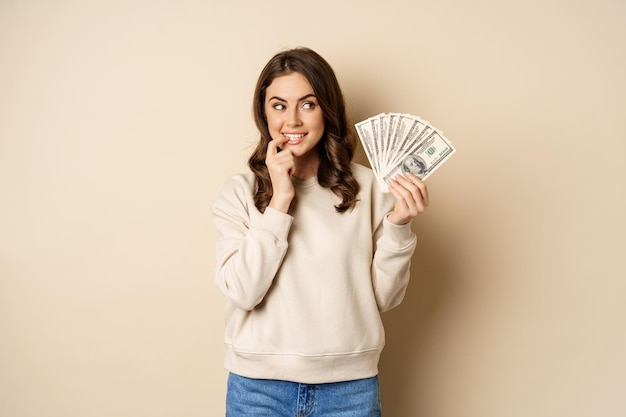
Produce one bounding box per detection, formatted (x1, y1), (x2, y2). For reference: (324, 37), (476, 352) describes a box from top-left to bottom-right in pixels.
(283, 133), (306, 145)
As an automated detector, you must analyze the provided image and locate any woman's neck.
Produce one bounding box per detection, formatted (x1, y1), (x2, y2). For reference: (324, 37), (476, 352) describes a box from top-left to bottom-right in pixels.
(292, 153), (321, 181)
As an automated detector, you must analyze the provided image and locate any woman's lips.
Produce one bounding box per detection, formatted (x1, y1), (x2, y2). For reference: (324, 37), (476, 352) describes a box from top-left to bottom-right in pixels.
(283, 133), (306, 144)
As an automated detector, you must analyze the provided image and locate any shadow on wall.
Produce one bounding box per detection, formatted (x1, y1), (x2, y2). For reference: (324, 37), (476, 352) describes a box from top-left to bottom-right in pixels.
(378, 216), (457, 416)
(379, 216), (456, 417)
(352, 125), (458, 416)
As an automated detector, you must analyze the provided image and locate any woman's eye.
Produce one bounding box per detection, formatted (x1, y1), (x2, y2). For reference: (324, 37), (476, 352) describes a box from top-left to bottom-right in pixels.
(273, 103), (286, 110)
(302, 102), (316, 110)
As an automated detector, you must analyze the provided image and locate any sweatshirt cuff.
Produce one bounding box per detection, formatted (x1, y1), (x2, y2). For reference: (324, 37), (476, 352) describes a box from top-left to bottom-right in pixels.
(383, 215), (416, 245)
(260, 207), (294, 241)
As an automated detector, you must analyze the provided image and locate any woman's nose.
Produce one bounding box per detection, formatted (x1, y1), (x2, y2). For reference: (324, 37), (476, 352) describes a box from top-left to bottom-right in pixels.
(286, 109), (302, 126)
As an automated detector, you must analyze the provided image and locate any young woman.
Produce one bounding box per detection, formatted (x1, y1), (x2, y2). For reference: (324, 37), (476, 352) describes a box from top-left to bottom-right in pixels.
(212, 47), (429, 416)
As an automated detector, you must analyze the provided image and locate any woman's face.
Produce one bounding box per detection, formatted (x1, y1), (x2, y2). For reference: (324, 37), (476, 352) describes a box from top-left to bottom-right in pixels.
(264, 72), (325, 159)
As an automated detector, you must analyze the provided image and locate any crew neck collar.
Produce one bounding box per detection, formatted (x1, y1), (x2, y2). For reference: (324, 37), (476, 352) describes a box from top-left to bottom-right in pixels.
(292, 176), (318, 188)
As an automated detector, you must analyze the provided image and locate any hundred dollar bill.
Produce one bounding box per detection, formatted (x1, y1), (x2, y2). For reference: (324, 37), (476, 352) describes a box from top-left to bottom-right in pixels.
(369, 114), (383, 172)
(382, 128), (456, 184)
(384, 113), (399, 170)
(385, 114), (430, 171)
(355, 117), (380, 175)
(379, 113), (391, 172)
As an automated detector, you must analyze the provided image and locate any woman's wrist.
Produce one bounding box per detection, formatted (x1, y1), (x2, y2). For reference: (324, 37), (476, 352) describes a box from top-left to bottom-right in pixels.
(268, 195), (293, 213)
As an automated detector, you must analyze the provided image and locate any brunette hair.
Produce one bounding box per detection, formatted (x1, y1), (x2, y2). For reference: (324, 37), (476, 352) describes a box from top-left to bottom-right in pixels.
(248, 47), (360, 213)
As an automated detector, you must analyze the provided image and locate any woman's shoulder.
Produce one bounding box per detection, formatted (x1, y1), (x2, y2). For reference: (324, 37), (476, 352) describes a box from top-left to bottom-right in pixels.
(220, 171), (255, 188)
(350, 162), (384, 191)
(350, 162), (393, 209)
(211, 171), (259, 221)
(350, 162), (375, 181)
(214, 171), (256, 203)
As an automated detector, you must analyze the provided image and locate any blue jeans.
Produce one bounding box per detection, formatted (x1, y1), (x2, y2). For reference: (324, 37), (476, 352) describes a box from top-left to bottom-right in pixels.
(226, 373), (382, 417)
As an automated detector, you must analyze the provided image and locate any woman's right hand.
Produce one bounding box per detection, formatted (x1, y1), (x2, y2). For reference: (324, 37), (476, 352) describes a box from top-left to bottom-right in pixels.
(266, 137), (295, 213)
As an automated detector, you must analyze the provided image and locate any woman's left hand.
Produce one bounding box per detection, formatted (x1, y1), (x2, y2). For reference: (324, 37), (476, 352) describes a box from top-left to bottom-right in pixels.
(386, 173), (429, 225)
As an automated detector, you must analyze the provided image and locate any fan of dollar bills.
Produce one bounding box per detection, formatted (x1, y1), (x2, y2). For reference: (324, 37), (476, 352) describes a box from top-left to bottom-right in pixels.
(355, 113), (456, 190)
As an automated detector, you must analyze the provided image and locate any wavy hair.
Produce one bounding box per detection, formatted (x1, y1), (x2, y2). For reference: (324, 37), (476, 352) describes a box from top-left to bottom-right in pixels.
(248, 47), (360, 213)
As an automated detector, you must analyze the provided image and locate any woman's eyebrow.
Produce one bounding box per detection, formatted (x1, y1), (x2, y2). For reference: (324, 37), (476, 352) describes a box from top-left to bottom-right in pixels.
(267, 94), (316, 102)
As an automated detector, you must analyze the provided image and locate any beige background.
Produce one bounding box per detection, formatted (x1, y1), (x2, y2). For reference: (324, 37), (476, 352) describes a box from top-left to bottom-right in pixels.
(1, 0), (625, 416)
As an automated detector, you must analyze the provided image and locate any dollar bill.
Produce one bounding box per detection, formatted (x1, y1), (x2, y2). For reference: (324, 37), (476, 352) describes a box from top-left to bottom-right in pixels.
(354, 112), (456, 190)
(386, 114), (430, 170)
(355, 116), (380, 176)
(382, 129), (455, 183)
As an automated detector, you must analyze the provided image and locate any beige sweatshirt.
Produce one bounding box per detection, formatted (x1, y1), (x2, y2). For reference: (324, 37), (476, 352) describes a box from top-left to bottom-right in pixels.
(212, 163), (417, 384)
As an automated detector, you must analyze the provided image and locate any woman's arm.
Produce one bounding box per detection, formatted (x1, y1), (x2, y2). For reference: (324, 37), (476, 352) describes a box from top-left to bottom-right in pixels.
(371, 172), (428, 311)
(212, 176), (293, 311)
(371, 217), (417, 312)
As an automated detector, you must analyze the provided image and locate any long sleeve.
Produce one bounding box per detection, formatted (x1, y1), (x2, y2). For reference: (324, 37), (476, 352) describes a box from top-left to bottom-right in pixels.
(365, 174), (417, 313)
(371, 215), (417, 312)
(211, 174), (293, 311)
